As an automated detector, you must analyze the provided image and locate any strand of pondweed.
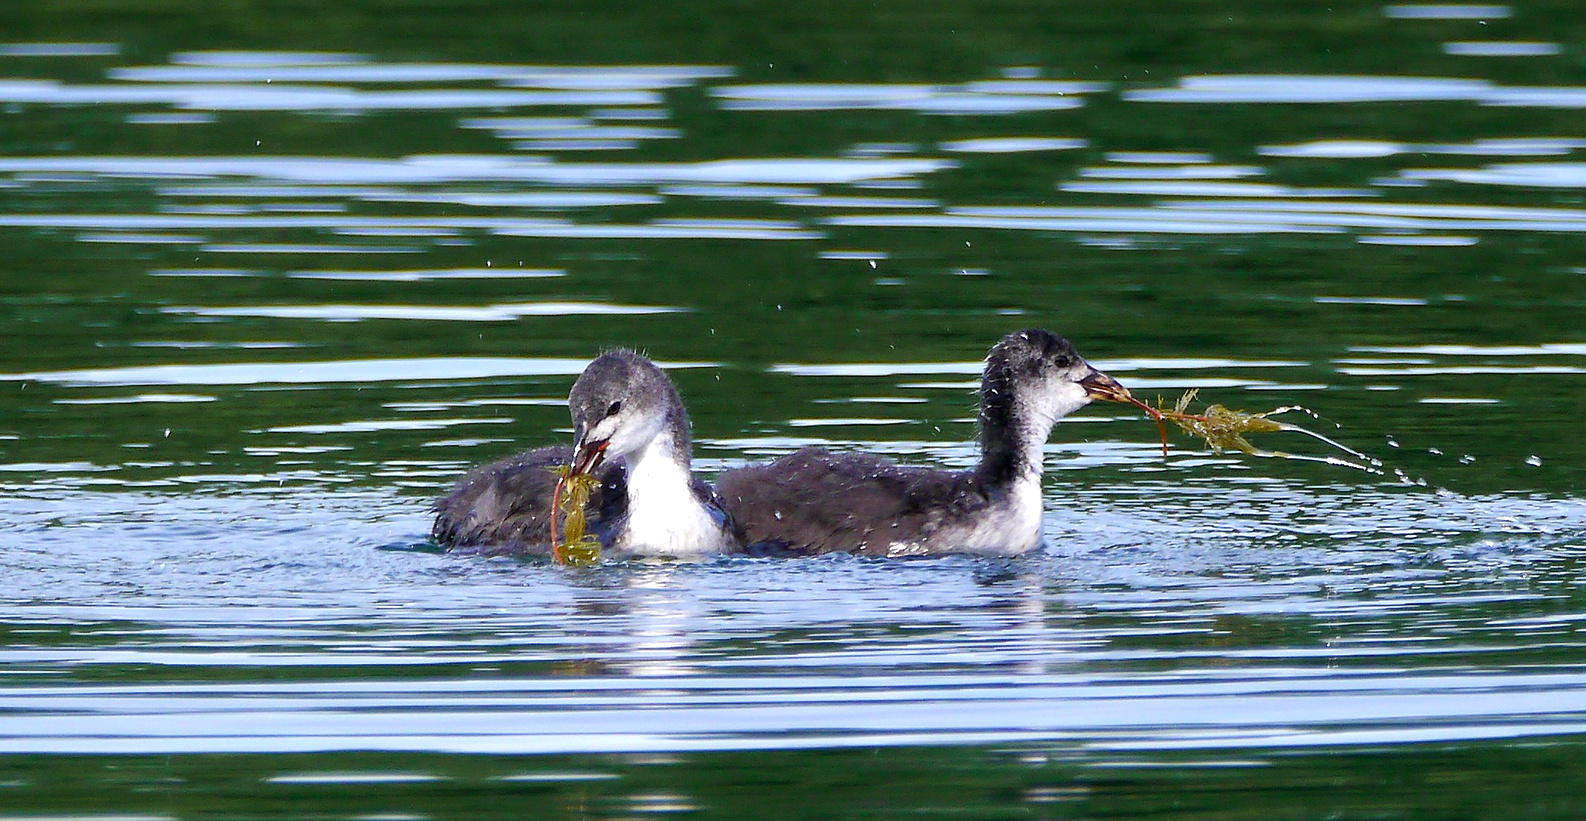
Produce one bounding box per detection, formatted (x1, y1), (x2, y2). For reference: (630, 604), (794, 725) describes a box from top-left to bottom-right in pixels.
(550, 465), (602, 566)
(1129, 389), (1383, 474)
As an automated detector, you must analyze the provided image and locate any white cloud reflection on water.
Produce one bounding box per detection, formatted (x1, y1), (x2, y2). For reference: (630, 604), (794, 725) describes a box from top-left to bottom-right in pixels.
(1443, 41), (1562, 57)
(1382, 4), (1511, 20)
(1125, 75), (1495, 104)
(1261, 138), (1586, 159)
(111, 62), (734, 89)
(0, 155), (956, 186)
(283, 268), (565, 281)
(1398, 162), (1586, 188)
(1129, 74), (1586, 110)
(0, 357), (714, 387)
(711, 81), (1105, 114)
(162, 302), (681, 322)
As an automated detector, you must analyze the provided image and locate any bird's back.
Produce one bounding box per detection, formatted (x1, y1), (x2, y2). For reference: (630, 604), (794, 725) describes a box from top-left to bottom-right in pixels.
(431, 446), (626, 555)
(716, 447), (994, 556)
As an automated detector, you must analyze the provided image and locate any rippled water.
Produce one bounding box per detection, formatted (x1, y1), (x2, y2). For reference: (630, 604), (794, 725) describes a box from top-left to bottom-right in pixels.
(1, 0), (1584, 816)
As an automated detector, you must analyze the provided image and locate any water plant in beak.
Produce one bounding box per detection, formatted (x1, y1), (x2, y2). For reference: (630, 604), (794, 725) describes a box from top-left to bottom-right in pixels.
(1125, 389), (1379, 472)
(550, 438), (608, 566)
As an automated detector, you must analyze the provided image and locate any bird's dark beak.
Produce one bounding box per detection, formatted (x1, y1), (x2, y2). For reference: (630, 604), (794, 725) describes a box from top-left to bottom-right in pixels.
(570, 438), (610, 477)
(1080, 368), (1133, 403)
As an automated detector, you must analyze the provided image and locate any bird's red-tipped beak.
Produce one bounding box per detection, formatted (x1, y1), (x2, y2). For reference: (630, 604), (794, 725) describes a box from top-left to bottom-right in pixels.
(1080, 369), (1133, 403)
(570, 438), (610, 477)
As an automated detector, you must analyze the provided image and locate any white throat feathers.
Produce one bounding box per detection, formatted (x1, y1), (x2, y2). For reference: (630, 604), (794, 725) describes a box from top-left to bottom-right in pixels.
(616, 429), (734, 556)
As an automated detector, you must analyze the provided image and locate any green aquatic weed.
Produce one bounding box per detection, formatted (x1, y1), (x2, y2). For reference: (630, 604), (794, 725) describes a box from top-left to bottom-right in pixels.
(1129, 389), (1377, 472)
(551, 465), (602, 566)
(1157, 389), (1286, 456)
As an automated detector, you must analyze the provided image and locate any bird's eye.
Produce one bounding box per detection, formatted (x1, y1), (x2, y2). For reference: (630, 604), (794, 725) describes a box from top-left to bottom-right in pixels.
(606, 400), (623, 417)
(1051, 355), (1072, 369)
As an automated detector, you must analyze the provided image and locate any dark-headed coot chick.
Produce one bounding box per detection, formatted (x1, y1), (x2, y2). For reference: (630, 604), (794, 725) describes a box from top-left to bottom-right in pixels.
(716, 330), (1132, 557)
(432, 351), (738, 558)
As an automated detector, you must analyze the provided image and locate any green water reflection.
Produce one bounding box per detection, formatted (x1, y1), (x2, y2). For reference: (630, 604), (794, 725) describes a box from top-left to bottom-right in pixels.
(7, 743), (1586, 819)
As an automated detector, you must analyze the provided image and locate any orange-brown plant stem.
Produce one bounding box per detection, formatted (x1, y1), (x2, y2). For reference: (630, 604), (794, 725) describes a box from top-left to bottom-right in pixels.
(549, 473), (568, 564)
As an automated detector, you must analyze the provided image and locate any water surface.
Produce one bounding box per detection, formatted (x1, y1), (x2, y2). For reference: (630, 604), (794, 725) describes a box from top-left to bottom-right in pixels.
(0, 0), (1583, 817)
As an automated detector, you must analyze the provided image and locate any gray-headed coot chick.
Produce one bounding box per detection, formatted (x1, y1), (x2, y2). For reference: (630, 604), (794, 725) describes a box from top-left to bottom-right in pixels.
(432, 350), (739, 557)
(715, 330), (1132, 557)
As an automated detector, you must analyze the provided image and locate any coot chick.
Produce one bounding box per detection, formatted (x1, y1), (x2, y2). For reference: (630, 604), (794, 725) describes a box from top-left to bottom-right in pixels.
(716, 329), (1132, 556)
(432, 350), (738, 558)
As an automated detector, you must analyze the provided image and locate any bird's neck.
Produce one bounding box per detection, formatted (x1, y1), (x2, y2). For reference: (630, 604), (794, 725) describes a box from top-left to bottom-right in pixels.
(626, 429), (692, 499)
(973, 368), (1051, 488)
(620, 427), (730, 556)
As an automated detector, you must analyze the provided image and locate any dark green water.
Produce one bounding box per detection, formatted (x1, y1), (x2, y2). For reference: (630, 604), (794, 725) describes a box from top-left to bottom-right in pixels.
(1, 0), (1584, 817)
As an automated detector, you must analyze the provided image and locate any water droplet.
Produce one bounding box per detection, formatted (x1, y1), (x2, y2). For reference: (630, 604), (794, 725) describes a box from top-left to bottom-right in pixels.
(1526, 455), (1543, 466)
(1428, 447), (1443, 455)
(1386, 436), (1399, 448)
(1459, 454), (1476, 464)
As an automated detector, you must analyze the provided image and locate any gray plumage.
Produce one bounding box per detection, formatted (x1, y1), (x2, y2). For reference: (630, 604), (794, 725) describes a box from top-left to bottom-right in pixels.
(717, 448), (1006, 556)
(716, 329), (1127, 557)
(430, 445), (625, 556)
